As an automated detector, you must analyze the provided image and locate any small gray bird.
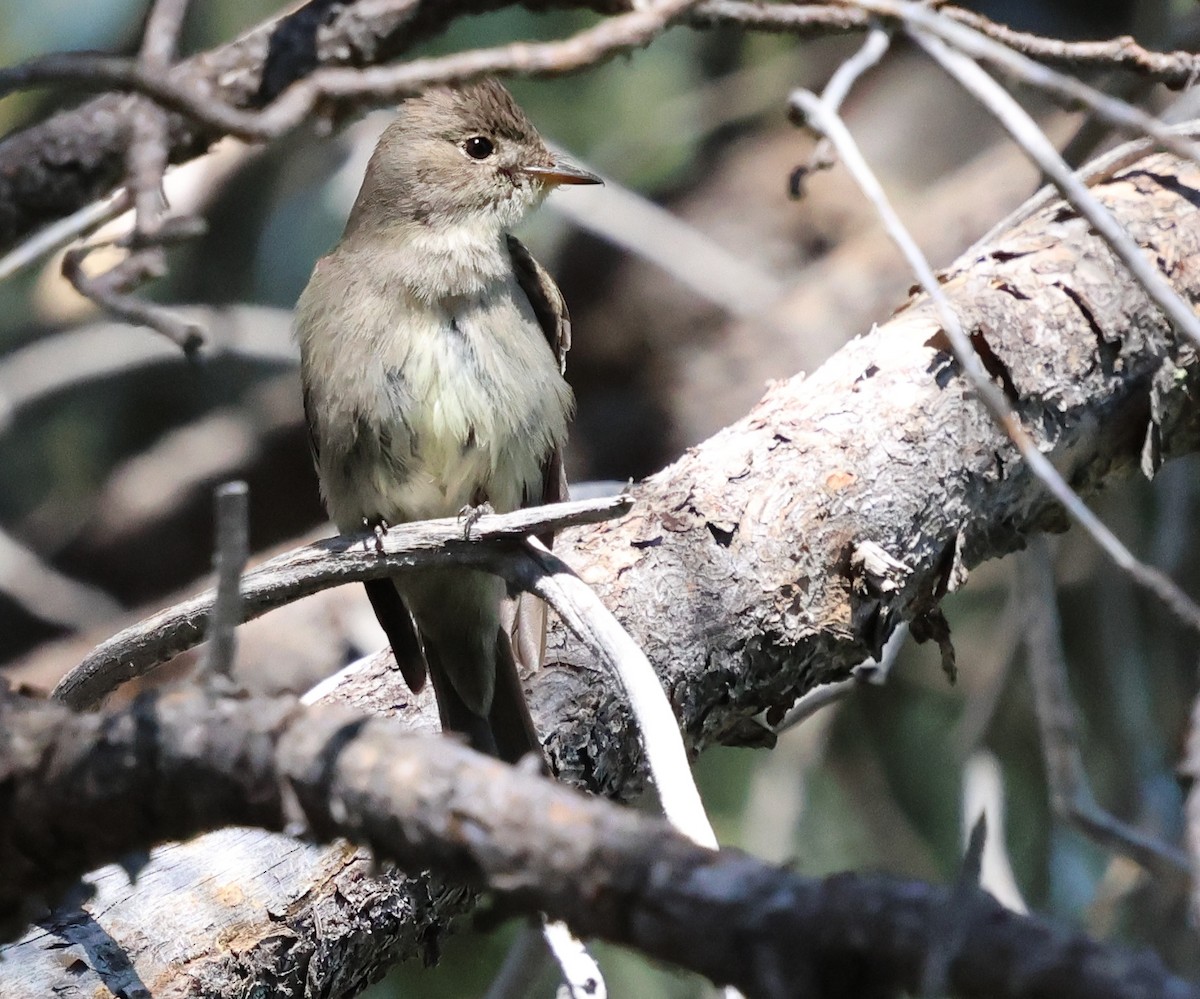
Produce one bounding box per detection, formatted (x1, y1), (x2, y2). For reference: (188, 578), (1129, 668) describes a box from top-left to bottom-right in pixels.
(296, 80), (600, 762)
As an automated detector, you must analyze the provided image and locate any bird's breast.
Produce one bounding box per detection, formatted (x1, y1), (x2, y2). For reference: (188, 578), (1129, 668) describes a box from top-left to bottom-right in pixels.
(315, 279), (571, 529)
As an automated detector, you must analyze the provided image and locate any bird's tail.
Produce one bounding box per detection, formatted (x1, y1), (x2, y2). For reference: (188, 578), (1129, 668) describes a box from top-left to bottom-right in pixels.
(426, 627), (542, 766)
(364, 575), (543, 765)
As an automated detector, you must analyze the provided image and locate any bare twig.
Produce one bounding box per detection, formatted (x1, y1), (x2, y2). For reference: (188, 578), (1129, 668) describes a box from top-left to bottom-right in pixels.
(52, 495), (635, 708)
(129, 0), (192, 240)
(5, 0), (1200, 258)
(908, 24), (1200, 353)
(793, 25), (892, 191)
(518, 538), (718, 849)
(0, 190), (130, 282)
(936, 4), (1200, 87)
(0, 0), (706, 143)
(822, 21), (892, 111)
(60, 243), (205, 356)
(789, 77), (1200, 638)
(200, 480), (249, 683)
(962, 751), (1028, 913)
(770, 621), (907, 734)
(62, 0), (206, 353)
(877, 2), (1200, 161)
(541, 920), (606, 999)
(1017, 538), (1191, 882)
(696, 1), (1200, 85)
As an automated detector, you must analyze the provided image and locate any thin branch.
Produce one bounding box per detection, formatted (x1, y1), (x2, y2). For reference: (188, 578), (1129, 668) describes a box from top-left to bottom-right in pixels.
(60, 239), (205, 357)
(4, 0), (1200, 256)
(962, 750), (1028, 914)
(52, 495), (634, 708)
(0, 0), (706, 143)
(56, 0), (207, 353)
(0, 189), (130, 282)
(789, 75), (1200, 639)
(771, 622), (907, 734)
(793, 24), (892, 191)
(540, 920), (606, 999)
(694, 1), (1200, 86)
(129, 0), (191, 240)
(907, 22), (1200, 354)
(518, 538), (718, 849)
(14, 0), (1191, 154)
(938, 4), (1200, 87)
(821, 21), (891, 111)
(874, 0), (1200, 163)
(200, 480), (250, 683)
(1017, 538), (1191, 882)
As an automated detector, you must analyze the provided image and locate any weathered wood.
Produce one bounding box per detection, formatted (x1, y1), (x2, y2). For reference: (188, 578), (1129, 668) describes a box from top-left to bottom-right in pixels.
(4, 689), (1192, 999)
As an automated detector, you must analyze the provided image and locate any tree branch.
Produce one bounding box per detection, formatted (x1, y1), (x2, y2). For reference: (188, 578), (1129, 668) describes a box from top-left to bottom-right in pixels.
(2, 687), (1194, 999)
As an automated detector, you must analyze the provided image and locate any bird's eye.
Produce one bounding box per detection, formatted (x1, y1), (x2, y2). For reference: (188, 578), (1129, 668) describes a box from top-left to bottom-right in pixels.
(464, 136), (495, 160)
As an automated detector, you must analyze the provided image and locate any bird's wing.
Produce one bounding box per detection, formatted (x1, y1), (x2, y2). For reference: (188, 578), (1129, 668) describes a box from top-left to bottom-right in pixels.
(506, 233), (571, 518)
(298, 277), (428, 694)
(505, 234), (570, 672)
(300, 382), (321, 466)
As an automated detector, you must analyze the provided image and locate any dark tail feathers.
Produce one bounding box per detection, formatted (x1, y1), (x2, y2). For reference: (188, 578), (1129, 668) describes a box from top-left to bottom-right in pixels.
(364, 578), (541, 766)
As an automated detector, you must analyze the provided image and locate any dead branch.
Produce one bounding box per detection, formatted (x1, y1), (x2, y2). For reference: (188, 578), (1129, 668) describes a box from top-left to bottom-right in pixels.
(1, 687), (1194, 999)
(52, 494), (635, 709)
(1017, 539), (1191, 881)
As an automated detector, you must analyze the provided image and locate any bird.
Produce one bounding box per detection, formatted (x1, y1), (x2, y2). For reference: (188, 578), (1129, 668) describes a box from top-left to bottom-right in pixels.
(295, 80), (601, 763)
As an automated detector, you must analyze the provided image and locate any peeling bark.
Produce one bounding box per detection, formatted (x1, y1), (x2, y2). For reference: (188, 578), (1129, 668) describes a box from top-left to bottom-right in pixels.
(1, 689), (1193, 999)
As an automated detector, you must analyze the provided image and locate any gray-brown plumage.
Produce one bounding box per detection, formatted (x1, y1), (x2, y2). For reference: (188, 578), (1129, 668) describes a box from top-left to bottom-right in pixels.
(295, 80), (600, 762)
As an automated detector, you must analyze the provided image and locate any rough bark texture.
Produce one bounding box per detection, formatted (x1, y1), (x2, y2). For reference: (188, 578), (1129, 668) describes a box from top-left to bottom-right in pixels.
(3, 146), (1200, 995)
(2, 689), (1195, 999)
(537, 148), (1200, 794)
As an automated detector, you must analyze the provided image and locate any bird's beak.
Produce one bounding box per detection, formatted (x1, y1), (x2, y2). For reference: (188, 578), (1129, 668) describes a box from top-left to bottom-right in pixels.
(522, 155), (603, 187)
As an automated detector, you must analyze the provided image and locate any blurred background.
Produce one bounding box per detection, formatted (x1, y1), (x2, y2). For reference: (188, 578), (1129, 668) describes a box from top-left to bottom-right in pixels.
(0, 0), (1197, 994)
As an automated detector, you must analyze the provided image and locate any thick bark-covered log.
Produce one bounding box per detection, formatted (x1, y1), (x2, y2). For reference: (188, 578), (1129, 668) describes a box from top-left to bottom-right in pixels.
(539, 146), (1200, 792)
(3, 142), (1199, 995)
(2, 689), (1194, 999)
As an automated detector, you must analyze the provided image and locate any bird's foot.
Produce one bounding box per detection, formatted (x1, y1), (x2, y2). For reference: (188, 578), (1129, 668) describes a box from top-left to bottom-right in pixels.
(368, 518), (391, 555)
(457, 501), (494, 540)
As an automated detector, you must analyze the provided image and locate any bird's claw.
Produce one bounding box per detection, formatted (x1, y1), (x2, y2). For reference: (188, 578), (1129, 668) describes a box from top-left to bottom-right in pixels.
(369, 518), (391, 555)
(458, 501), (494, 540)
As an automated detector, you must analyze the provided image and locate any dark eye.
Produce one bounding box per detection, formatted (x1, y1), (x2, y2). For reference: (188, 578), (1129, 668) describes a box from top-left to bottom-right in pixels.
(464, 136), (495, 160)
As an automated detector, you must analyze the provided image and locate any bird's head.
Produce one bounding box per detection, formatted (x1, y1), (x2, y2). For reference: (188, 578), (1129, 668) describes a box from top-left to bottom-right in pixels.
(345, 79), (601, 238)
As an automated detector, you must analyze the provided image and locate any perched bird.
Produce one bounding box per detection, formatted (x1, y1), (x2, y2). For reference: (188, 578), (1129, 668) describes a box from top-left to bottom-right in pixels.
(296, 80), (600, 762)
